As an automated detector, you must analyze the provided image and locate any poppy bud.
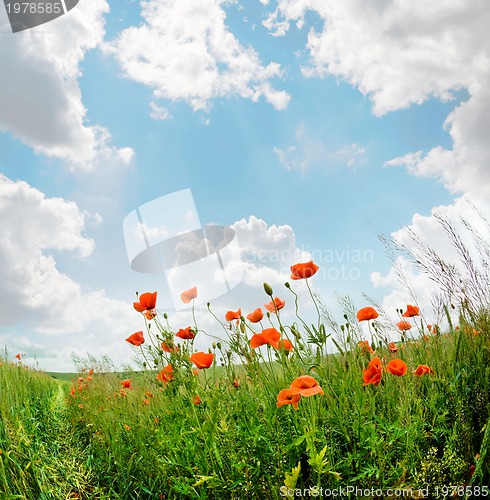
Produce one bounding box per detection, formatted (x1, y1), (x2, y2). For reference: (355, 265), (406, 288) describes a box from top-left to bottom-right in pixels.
(284, 282), (290, 289)
(212, 342), (216, 349)
(217, 342), (222, 350)
(263, 282), (274, 297)
(240, 322), (246, 333)
(163, 313), (168, 319)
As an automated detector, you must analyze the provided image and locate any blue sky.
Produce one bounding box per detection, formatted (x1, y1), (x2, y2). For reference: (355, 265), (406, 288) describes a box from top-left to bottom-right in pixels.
(1, 0), (488, 371)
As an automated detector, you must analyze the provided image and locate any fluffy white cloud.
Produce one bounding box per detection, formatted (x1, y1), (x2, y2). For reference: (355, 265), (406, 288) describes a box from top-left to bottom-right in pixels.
(104, 0), (290, 112)
(0, 0), (133, 168)
(265, 0), (488, 114)
(264, 0), (490, 197)
(0, 174), (139, 370)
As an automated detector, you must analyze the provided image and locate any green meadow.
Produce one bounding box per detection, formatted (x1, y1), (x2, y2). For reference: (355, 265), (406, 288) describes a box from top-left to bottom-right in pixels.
(1, 219), (489, 499)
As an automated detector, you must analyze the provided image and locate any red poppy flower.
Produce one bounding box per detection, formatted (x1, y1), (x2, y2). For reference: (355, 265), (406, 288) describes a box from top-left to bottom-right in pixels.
(180, 287), (198, 304)
(120, 379), (132, 389)
(356, 307), (379, 322)
(144, 310), (156, 320)
(396, 320), (412, 331)
(250, 333), (268, 348)
(290, 260), (319, 280)
(161, 340), (178, 353)
(193, 395), (201, 405)
(388, 342), (398, 353)
(289, 375), (324, 397)
(246, 308), (264, 323)
(176, 326), (195, 340)
(133, 291), (157, 312)
(264, 297), (285, 313)
(413, 364), (435, 376)
(276, 339), (294, 351)
(15, 353), (21, 360)
(262, 327), (281, 346)
(358, 340), (375, 354)
(126, 331), (145, 346)
(189, 352), (214, 369)
(363, 356), (383, 386)
(386, 358), (408, 376)
(156, 364), (173, 384)
(225, 309), (241, 322)
(402, 305), (419, 317)
(249, 327), (282, 349)
(276, 389), (301, 410)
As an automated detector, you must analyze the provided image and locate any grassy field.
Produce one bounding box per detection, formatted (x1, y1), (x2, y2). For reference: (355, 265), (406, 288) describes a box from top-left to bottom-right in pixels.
(1, 217), (490, 499)
(1, 303), (489, 499)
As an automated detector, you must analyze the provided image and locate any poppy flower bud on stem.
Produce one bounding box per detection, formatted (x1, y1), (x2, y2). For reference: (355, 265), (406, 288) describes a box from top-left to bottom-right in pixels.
(263, 282), (274, 297)
(284, 282), (290, 289)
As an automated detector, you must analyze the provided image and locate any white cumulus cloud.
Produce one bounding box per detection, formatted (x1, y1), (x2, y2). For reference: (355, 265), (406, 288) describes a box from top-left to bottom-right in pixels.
(104, 0), (290, 112)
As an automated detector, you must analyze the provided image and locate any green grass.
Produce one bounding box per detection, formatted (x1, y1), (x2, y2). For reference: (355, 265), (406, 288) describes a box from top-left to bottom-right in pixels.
(2, 212), (490, 498)
(2, 317), (489, 499)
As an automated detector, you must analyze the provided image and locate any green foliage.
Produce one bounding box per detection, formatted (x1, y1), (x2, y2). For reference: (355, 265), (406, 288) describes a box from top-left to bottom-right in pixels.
(2, 207), (490, 497)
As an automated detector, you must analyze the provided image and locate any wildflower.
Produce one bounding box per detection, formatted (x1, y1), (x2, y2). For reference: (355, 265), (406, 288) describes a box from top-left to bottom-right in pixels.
(264, 297), (285, 313)
(386, 359), (408, 377)
(250, 333), (268, 348)
(358, 340), (375, 354)
(225, 309), (241, 321)
(175, 326), (195, 340)
(193, 395), (201, 405)
(250, 328), (281, 349)
(413, 364), (435, 376)
(143, 398), (150, 405)
(144, 310), (156, 320)
(145, 391), (154, 398)
(233, 378), (240, 388)
(396, 320), (412, 331)
(133, 291), (157, 312)
(402, 305), (419, 317)
(15, 353), (21, 360)
(356, 307), (379, 322)
(126, 331), (145, 346)
(246, 308), (264, 323)
(120, 379), (132, 389)
(180, 286), (198, 304)
(290, 260), (319, 280)
(124, 424), (131, 431)
(276, 339), (294, 352)
(156, 365), (173, 384)
(88, 369), (94, 375)
(289, 375), (324, 397)
(427, 324), (432, 332)
(388, 342), (398, 353)
(363, 356), (383, 386)
(189, 352), (214, 369)
(161, 340), (178, 352)
(276, 389), (301, 410)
